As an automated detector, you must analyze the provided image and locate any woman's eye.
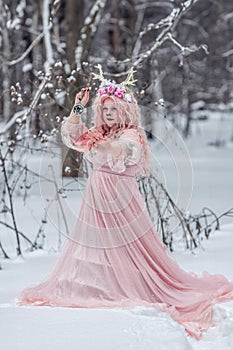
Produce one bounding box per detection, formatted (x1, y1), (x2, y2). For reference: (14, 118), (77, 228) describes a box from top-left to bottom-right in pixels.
(112, 107), (117, 111)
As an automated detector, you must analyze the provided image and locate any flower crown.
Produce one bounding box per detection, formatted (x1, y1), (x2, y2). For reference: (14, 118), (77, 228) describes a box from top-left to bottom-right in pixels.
(92, 64), (137, 102)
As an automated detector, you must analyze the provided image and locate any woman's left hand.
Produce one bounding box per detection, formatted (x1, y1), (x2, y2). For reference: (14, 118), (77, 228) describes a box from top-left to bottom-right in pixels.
(95, 141), (122, 156)
(94, 141), (110, 152)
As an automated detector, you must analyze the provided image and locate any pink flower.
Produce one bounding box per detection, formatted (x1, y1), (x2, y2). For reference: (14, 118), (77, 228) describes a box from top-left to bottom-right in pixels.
(106, 84), (116, 94)
(98, 87), (106, 96)
(114, 89), (125, 98)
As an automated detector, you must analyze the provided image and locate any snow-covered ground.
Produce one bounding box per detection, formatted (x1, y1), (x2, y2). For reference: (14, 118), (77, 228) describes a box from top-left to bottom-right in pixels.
(1, 114), (233, 350)
(1, 226), (233, 350)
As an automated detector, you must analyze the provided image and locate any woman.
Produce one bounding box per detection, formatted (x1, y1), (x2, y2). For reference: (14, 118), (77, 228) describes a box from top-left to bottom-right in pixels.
(16, 77), (233, 340)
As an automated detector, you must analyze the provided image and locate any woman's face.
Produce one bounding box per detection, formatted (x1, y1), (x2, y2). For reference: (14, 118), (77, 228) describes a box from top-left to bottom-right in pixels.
(102, 98), (120, 127)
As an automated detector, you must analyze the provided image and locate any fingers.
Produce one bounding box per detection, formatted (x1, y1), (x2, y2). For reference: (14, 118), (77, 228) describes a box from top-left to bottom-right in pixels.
(75, 88), (90, 106)
(75, 92), (83, 104)
(81, 88), (89, 106)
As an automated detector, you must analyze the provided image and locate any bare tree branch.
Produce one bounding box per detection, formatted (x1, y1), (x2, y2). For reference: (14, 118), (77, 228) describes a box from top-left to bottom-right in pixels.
(5, 32), (44, 67)
(132, 0), (201, 67)
(75, 0), (107, 69)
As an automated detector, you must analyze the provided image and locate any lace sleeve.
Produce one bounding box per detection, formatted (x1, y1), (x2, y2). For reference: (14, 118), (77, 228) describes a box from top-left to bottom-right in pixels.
(107, 129), (141, 173)
(60, 118), (88, 152)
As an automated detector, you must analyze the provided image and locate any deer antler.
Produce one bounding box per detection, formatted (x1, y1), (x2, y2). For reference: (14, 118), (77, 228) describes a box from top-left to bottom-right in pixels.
(121, 67), (137, 87)
(92, 64), (108, 85)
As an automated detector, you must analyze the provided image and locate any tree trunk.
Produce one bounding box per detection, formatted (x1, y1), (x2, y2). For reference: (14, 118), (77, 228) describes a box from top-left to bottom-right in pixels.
(1, 0), (11, 122)
(65, 0), (84, 69)
(62, 0), (85, 177)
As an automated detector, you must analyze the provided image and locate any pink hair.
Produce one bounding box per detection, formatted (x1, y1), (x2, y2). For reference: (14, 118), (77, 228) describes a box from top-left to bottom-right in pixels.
(91, 93), (151, 177)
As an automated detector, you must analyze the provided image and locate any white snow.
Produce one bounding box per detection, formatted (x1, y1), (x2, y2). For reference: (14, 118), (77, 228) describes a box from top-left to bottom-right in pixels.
(1, 114), (233, 349)
(2, 226), (233, 350)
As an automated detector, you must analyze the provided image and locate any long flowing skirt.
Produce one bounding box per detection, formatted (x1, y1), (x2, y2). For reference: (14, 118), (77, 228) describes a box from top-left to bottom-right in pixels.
(15, 169), (233, 339)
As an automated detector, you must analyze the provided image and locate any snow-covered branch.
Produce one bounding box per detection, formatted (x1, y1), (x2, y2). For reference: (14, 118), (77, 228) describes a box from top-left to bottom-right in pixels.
(166, 33), (208, 66)
(75, 0), (107, 69)
(0, 77), (47, 135)
(5, 0), (61, 68)
(24, 77), (48, 131)
(6, 32), (44, 66)
(132, 0), (200, 67)
(135, 1), (173, 12)
(222, 49), (233, 58)
(43, 0), (54, 72)
(0, 110), (25, 135)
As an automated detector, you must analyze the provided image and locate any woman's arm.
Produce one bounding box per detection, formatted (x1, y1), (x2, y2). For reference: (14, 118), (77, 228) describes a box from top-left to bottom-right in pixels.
(60, 89), (89, 152)
(95, 141), (122, 156)
(95, 129), (141, 173)
(60, 115), (88, 151)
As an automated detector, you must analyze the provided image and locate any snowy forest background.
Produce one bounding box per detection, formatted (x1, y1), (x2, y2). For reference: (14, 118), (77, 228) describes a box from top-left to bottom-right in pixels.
(1, 0), (233, 132)
(1, 1), (233, 349)
(0, 0), (233, 262)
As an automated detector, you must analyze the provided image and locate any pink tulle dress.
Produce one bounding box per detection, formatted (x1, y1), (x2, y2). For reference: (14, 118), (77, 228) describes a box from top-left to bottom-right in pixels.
(15, 118), (233, 340)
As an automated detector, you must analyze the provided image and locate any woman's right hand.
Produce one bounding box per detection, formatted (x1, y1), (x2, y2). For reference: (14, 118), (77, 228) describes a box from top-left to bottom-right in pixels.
(68, 88), (90, 121)
(75, 88), (90, 106)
